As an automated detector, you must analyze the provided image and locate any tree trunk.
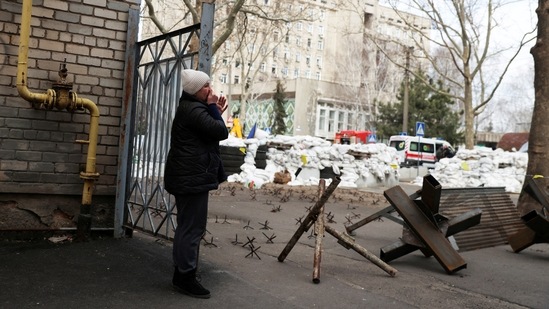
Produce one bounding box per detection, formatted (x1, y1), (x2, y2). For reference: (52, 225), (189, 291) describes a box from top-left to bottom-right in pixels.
(463, 77), (475, 149)
(517, 0), (549, 216)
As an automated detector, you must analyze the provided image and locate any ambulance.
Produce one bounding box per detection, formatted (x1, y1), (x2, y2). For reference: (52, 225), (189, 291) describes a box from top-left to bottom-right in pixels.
(389, 135), (453, 167)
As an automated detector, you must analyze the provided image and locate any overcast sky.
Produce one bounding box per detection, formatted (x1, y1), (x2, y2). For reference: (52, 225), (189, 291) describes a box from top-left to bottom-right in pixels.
(380, 0), (538, 133)
(490, 0), (537, 132)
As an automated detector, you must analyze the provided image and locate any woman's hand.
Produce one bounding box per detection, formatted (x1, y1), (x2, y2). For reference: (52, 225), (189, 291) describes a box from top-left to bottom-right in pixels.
(216, 95), (228, 114)
(207, 89), (227, 114)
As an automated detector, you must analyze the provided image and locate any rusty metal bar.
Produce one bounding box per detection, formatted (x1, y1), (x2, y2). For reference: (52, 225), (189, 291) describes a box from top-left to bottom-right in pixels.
(312, 180), (326, 283)
(324, 225), (397, 277)
(384, 186), (466, 274)
(414, 200), (440, 228)
(443, 208), (482, 237)
(350, 185), (522, 252)
(509, 227), (537, 253)
(381, 208), (481, 262)
(278, 177), (341, 262)
(421, 174), (442, 213)
(524, 177), (549, 213)
(345, 190), (421, 234)
(522, 209), (549, 232)
(509, 210), (549, 253)
(380, 239), (420, 263)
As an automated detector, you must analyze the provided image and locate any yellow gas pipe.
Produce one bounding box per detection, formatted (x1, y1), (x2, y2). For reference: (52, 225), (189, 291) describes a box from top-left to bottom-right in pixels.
(17, 0), (100, 239)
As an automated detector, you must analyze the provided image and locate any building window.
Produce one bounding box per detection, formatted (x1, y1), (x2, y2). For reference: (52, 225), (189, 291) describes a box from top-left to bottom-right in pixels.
(319, 109), (326, 130)
(282, 67), (288, 76)
(272, 63), (277, 74)
(337, 111), (345, 131)
(220, 74), (227, 84)
(260, 62), (266, 72)
(306, 56), (310, 66)
(285, 34), (290, 43)
(318, 25), (324, 35)
(296, 52), (301, 62)
(305, 70), (311, 78)
(317, 40), (324, 50)
(328, 110), (335, 132)
(307, 38), (312, 48)
(273, 47), (278, 58)
(316, 57), (322, 68)
(316, 72), (321, 80)
(307, 24), (313, 33)
(234, 75), (240, 84)
(348, 113), (354, 130)
(294, 68), (300, 78)
(296, 36), (301, 46)
(296, 22), (302, 30)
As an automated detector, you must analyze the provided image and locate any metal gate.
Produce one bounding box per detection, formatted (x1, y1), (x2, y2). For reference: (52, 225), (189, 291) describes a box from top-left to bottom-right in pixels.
(115, 7), (214, 239)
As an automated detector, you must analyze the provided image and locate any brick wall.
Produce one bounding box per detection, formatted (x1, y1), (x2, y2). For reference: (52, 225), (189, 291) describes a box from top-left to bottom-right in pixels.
(0, 0), (140, 197)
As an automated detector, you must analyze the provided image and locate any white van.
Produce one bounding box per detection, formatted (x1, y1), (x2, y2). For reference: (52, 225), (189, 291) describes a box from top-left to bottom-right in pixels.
(389, 135), (453, 167)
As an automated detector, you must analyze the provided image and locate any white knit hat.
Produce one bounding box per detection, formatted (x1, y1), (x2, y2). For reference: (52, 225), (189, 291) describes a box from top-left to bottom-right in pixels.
(182, 69), (210, 95)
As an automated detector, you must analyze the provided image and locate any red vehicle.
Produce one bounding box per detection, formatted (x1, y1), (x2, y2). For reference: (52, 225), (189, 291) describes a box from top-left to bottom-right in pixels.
(334, 130), (373, 144)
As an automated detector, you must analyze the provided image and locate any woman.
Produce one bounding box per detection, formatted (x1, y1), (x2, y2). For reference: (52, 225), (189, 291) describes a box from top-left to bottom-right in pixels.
(164, 69), (228, 299)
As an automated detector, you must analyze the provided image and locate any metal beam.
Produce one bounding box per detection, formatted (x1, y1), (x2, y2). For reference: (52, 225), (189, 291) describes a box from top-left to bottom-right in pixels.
(384, 186), (467, 274)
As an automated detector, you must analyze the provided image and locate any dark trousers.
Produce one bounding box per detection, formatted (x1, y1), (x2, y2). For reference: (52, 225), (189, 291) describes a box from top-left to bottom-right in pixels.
(173, 191), (209, 274)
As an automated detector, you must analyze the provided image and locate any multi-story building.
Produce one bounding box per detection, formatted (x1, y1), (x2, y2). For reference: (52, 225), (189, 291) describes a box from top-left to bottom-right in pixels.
(140, 0), (431, 140)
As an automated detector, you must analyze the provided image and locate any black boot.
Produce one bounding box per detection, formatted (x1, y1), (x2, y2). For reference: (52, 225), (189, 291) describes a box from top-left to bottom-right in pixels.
(172, 268), (211, 299)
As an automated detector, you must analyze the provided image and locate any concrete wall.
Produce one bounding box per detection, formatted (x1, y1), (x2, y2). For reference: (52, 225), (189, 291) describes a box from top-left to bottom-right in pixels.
(0, 0), (140, 233)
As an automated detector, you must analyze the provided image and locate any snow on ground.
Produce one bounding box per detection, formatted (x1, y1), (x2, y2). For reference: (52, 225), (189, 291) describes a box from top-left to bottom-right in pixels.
(220, 132), (529, 193)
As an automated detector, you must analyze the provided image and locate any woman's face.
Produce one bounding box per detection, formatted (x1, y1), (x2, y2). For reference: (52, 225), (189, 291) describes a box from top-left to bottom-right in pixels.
(194, 82), (213, 102)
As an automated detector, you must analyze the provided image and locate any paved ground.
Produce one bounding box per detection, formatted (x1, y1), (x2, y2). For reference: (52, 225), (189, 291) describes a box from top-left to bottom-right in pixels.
(1, 181), (547, 309)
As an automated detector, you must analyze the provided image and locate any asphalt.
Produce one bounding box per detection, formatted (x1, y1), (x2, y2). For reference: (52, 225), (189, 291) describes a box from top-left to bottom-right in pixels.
(1, 182), (548, 309)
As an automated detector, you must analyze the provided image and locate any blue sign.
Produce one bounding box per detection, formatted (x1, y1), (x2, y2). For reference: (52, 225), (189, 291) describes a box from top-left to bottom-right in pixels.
(416, 122), (425, 137)
(368, 134), (377, 143)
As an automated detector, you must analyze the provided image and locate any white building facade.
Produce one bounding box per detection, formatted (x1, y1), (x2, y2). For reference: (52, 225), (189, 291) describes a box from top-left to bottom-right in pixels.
(140, 0), (431, 140)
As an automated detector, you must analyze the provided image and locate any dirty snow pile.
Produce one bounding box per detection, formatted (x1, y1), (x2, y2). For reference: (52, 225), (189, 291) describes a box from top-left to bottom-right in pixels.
(412, 147), (528, 193)
(220, 133), (400, 189)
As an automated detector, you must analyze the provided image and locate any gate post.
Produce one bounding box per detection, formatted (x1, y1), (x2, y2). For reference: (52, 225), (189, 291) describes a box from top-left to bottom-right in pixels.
(198, 1), (215, 75)
(114, 7), (141, 238)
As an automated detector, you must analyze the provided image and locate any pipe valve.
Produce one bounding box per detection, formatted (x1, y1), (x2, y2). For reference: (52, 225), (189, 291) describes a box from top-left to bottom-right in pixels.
(52, 59), (75, 111)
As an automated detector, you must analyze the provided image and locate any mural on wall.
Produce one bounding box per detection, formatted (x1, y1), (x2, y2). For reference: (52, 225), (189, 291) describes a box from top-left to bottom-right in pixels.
(230, 99), (295, 135)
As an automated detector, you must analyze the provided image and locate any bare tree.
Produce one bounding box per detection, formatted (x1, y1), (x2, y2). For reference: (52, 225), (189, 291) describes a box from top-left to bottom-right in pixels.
(223, 9), (296, 125)
(378, 0), (536, 149)
(141, 0), (246, 54)
(517, 0), (549, 216)
(141, 0), (314, 126)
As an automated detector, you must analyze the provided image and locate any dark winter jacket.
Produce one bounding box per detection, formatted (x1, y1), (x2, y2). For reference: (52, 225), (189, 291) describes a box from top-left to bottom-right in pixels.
(164, 91), (229, 195)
